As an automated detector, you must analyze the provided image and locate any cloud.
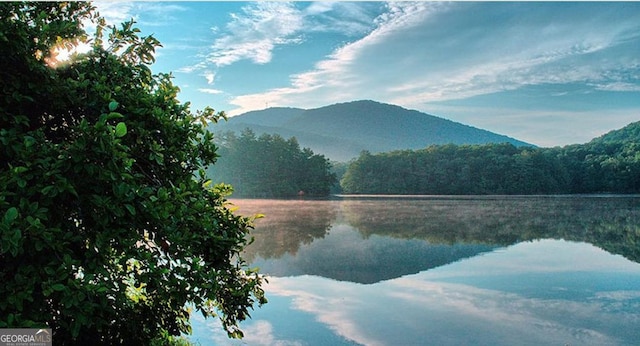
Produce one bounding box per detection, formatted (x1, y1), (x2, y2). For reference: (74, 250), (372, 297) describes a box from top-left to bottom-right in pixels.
(203, 71), (216, 85)
(198, 88), (223, 95)
(225, 2), (640, 119)
(176, 62), (207, 74)
(189, 315), (302, 346)
(258, 240), (640, 345)
(199, 2), (384, 70)
(263, 273), (627, 346)
(266, 276), (385, 346)
(241, 320), (303, 346)
(592, 82), (640, 92)
(303, 2), (382, 36)
(206, 2), (304, 67)
(225, 2), (450, 115)
(179, 2), (385, 81)
(92, 2), (187, 28)
(92, 2), (136, 26)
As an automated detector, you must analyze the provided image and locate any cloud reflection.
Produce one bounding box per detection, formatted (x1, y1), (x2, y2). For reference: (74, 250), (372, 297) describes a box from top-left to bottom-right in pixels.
(189, 314), (304, 346)
(261, 240), (640, 345)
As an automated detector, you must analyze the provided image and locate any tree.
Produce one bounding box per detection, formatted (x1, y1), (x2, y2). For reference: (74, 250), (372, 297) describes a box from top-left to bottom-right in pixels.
(209, 130), (336, 197)
(0, 2), (265, 344)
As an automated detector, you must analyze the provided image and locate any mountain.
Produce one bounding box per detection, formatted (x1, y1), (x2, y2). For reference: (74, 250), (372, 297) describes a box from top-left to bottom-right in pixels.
(589, 120), (640, 145)
(212, 100), (533, 161)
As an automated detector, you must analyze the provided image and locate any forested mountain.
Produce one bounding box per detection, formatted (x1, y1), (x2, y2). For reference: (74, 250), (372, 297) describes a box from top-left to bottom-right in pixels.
(340, 121), (640, 195)
(209, 100), (640, 196)
(212, 100), (532, 161)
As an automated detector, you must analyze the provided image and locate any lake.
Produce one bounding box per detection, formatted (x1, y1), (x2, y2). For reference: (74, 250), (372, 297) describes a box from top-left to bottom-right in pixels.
(189, 195), (640, 345)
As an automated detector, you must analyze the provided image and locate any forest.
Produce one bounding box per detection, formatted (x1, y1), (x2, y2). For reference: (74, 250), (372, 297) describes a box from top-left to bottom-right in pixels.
(210, 120), (640, 197)
(207, 129), (337, 197)
(340, 121), (640, 195)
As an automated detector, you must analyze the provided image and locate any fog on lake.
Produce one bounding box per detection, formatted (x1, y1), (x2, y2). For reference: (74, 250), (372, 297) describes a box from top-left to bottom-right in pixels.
(190, 196), (640, 345)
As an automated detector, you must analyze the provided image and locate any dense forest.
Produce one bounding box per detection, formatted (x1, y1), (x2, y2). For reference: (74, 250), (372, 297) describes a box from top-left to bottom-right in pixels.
(207, 130), (336, 197)
(340, 121), (640, 194)
(208, 121), (640, 197)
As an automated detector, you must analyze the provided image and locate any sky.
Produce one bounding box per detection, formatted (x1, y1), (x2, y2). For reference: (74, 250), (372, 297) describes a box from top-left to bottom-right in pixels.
(88, 1), (640, 147)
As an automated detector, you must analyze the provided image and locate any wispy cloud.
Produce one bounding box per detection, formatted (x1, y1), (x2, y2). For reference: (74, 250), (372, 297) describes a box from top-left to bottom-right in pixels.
(226, 2), (449, 115)
(592, 81), (640, 92)
(201, 2), (384, 69)
(261, 239), (640, 345)
(241, 320), (303, 346)
(304, 2), (382, 36)
(225, 2), (640, 118)
(266, 276), (386, 346)
(206, 2), (304, 67)
(92, 2), (187, 28)
(198, 88), (223, 95)
(180, 2), (385, 90)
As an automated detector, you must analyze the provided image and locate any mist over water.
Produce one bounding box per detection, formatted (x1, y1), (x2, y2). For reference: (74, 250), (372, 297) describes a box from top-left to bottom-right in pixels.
(191, 196), (640, 345)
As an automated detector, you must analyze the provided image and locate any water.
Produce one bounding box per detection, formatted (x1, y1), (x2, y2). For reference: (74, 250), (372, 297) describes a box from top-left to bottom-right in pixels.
(189, 196), (640, 345)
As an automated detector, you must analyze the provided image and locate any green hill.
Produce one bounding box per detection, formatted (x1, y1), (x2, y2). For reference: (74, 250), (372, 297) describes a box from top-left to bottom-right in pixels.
(590, 120), (640, 145)
(212, 100), (533, 161)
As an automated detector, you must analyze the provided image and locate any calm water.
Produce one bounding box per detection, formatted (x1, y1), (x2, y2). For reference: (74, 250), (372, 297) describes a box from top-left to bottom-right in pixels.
(190, 196), (640, 345)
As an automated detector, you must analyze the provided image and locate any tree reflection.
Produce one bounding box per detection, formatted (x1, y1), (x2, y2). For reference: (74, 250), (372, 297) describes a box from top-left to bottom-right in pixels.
(233, 199), (337, 262)
(233, 196), (640, 281)
(340, 196), (640, 263)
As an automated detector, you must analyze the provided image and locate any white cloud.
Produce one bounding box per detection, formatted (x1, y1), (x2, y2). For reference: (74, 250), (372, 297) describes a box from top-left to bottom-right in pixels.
(593, 81), (640, 92)
(266, 276), (386, 346)
(225, 2), (451, 114)
(241, 320), (303, 346)
(203, 71), (216, 85)
(176, 62), (207, 74)
(92, 2), (187, 28)
(225, 2), (640, 124)
(92, 2), (136, 27)
(304, 2), (381, 36)
(259, 240), (640, 345)
(198, 88), (223, 95)
(206, 2), (304, 67)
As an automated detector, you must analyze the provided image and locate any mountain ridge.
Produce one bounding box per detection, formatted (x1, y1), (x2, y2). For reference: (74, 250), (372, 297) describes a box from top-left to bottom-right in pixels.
(213, 100), (533, 161)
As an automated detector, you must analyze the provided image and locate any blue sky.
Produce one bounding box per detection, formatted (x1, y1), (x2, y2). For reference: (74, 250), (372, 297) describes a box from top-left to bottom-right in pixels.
(91, 1), (640, 147)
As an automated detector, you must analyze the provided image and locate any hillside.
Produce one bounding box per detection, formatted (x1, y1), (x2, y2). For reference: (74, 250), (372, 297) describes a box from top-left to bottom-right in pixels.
(340, 119), (640, 195)
(212, 100), (532, 161)
(589, 120), (640, 145)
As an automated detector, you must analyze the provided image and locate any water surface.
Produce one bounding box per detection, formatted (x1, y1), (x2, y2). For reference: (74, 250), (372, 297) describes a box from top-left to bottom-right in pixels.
(190, 196), (640, 345)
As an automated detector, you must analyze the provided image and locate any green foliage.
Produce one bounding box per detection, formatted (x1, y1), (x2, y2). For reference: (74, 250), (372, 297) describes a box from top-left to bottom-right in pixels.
(1, 2), (264, 344)
(341, 128), (640, 195)
(208, 129), (337, 197)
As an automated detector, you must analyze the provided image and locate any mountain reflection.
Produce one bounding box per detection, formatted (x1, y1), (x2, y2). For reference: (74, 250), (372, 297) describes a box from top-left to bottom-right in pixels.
(237, 199), (338, 262)
(232, 196), (640, 283)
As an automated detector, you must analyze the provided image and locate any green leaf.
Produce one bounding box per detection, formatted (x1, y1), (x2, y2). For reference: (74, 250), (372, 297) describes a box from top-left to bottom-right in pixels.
(4, 207), (18, 223)
(125, 204), (136, 215)
(41, 185), (55, 196)
(107, 112), (124, 120)
(52, 284), (66, 291)
(109, 100), (119, 111)
(115, 122), (127, 138)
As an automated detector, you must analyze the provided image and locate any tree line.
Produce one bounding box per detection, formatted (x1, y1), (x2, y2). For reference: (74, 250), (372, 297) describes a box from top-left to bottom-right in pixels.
(340, 122), (640, 195)
(208, 130), (337, 197)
